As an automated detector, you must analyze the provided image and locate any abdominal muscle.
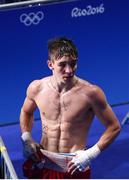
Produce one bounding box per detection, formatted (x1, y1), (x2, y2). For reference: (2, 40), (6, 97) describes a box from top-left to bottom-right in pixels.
(40, 117), (91, 153)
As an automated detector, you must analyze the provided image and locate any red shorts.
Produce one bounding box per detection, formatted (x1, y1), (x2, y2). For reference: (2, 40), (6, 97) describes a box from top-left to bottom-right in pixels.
(23, 151), (91, 179)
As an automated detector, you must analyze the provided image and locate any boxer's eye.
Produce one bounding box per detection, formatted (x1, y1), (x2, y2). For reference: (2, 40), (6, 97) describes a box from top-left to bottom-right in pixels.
(69, 61), (77, 68)
(58, 62), (66, 67)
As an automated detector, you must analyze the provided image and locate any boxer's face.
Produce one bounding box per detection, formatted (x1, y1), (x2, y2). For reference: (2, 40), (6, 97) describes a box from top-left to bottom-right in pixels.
(48, 55), (77, 84)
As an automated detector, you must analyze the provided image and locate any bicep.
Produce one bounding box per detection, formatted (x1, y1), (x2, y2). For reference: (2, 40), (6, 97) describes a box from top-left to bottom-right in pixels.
(95, 103), (118, 126)
(21, 79), (41, 114)
(20, 97), (37, 132)
(91, 87), (118, 126)
(21, 96), (37, 114)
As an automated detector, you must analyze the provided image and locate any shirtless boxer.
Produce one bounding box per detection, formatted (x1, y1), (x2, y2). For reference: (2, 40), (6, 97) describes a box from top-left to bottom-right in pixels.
(20, 37), (121, 179)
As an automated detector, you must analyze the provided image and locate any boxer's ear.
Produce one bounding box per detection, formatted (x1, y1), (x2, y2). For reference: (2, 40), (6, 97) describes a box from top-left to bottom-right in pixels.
(47, 60), (54, 70)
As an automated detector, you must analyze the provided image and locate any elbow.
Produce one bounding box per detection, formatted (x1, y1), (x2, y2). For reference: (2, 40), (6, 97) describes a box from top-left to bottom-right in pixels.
(20, 107), (26, 116)
(20, 107), (33, 116)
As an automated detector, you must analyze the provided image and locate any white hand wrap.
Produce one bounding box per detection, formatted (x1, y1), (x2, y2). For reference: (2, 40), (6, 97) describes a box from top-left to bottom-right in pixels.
(21, 131), (33, 141)
(21, 131), (36, 158)
(72, 144), (101, 171)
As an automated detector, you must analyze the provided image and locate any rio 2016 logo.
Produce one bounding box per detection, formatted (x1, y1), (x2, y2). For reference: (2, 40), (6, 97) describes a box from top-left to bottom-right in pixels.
(71, 4), (105, 18)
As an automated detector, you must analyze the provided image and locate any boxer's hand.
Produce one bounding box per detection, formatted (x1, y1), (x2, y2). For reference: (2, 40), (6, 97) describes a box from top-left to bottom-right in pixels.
(67, 144), (101, 174)
(21, 132), (43, 162)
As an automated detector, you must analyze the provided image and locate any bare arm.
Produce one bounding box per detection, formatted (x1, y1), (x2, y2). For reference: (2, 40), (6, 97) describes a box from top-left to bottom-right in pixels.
(68, 85), (121, 174)
(91, 86), (121, 150)
(20, 80), (39, 133)
(20, 80), (43, 161)
(20, 97), (37, 133)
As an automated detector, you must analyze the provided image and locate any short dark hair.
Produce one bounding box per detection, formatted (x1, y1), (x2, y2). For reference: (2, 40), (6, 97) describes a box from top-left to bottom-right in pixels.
(48, 37), (78, 61)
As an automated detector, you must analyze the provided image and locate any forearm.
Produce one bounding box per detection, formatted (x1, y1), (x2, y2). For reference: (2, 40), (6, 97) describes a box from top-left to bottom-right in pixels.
(20, 108), (34, 133)
(68, 124), (120, 173)
(20, 109), (37, 160)
(97, 123), (121, 150)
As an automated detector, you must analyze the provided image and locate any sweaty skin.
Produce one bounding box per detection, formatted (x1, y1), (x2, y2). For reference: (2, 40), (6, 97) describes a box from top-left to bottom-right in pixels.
(20, 57), (120, 154)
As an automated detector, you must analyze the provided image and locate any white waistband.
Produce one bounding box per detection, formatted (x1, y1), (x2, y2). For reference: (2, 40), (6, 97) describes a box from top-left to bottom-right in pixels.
(39, 149), (90, 172)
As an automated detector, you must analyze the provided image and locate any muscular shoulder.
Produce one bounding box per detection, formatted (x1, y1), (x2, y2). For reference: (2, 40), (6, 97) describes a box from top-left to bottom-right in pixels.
(27, 77), (50, 100)
(77, 78), (96, 94)
(78, 78), (107, 108)
(87, 84), (107, 109)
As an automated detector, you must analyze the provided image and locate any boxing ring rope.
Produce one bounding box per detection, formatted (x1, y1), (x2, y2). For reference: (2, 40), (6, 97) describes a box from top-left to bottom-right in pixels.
(0, 0), (74, 10)
(0, 136), (18, 179)
(121, 111), (129, 125)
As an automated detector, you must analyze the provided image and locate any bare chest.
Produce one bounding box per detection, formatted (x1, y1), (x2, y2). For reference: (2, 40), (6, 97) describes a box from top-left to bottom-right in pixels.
(35, 89), (91, 122)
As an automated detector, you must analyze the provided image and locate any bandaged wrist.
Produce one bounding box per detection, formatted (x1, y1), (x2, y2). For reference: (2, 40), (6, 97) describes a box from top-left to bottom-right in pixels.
(21, 131), (32, 141)
(86, 144), (101, 160)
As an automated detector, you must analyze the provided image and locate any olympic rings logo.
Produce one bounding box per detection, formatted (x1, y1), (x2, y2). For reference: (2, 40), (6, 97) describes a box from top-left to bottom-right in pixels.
(20, 11), (44, 26)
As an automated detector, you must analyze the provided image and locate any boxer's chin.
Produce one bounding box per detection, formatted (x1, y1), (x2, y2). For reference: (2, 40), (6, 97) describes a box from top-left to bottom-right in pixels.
(63, 76), (73, 82)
